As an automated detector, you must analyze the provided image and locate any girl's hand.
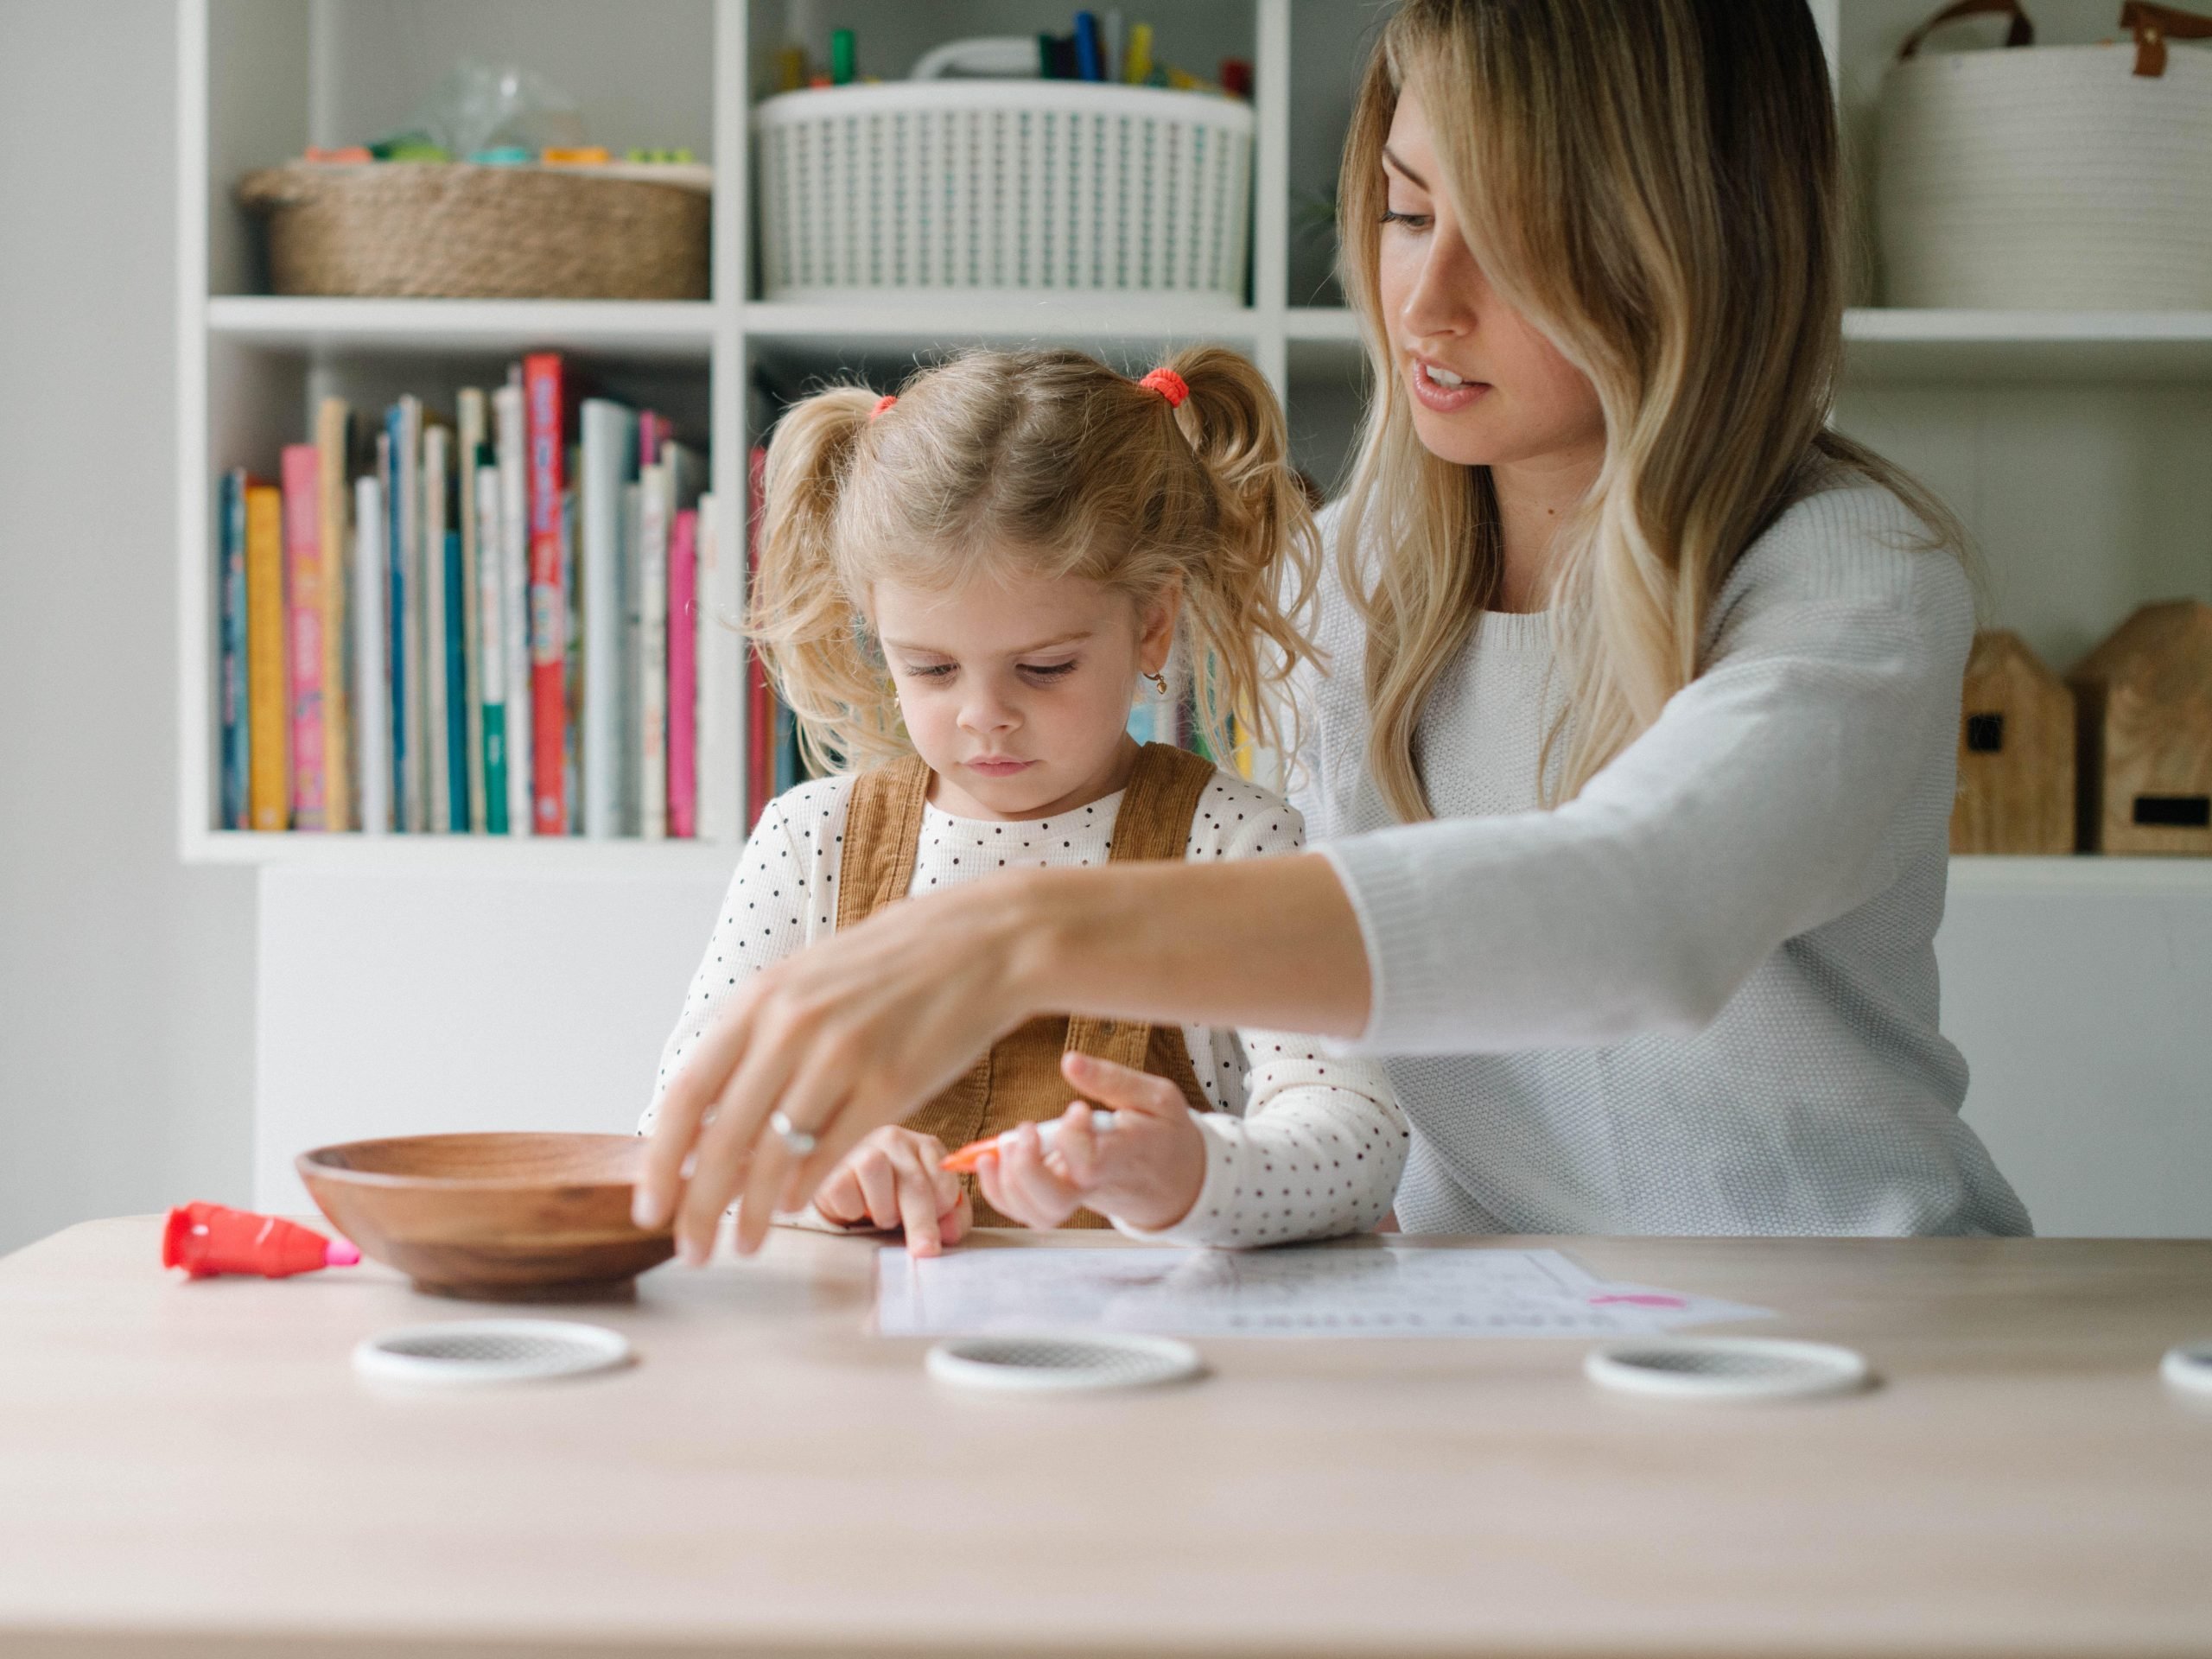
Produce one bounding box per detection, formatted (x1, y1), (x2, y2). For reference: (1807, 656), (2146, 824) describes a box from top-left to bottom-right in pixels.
(976, 1052), (1208, 1233)
(814, 1127), (972, 1257)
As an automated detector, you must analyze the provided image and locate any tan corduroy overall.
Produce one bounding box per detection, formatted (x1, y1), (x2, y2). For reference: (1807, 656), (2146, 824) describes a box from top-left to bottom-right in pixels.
(835, 742), (1217, 1229)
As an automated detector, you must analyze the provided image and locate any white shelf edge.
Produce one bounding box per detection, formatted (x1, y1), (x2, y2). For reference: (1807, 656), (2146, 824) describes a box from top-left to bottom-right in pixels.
(1948, 856), (2212, 898)
(743, 295), (1261, 344)
(187, 830), (739, 880)
(206, 295), (717, 354)
(1846, 308), (2212, 345)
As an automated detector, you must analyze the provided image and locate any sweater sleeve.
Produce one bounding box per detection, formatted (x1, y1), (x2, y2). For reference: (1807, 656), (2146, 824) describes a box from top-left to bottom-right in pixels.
(1322, 488), (1974, 1056)
(639, 784), (834, 1134)
(1110, 775), (1411, 1248)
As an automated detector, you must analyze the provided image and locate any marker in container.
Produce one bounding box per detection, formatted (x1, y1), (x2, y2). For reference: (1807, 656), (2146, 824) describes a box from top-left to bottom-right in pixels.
(941, 1111), (1121, 1174)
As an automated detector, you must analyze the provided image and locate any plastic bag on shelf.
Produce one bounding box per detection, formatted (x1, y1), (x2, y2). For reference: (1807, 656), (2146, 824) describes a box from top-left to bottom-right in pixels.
(382, 60), (588, 162)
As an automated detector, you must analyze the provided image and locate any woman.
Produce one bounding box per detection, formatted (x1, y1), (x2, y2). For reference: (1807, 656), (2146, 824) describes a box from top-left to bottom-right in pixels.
(636, 0), (2029, 1261)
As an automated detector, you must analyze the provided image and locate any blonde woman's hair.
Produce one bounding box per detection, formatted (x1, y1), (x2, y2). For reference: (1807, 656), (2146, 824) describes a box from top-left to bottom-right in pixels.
(749, 346), (1319, 774)
(1337, 0), (1962, 820)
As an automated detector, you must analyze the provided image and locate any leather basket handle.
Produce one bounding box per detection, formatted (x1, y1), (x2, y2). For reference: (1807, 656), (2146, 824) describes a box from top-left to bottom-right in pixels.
(1898, 0), (2036, 61)
(2120, 1), (2212, 74)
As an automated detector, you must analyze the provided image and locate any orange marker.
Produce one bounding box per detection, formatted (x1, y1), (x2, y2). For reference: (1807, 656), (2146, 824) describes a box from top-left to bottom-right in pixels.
(941, 1111), (1121, 1175)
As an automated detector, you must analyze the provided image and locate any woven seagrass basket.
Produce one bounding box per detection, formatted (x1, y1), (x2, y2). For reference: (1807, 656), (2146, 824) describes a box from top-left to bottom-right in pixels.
(236, 162), (709, 300)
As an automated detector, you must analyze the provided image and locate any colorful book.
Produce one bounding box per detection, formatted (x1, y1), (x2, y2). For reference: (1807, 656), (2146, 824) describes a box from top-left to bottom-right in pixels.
(218, 467), (249, 830)
(457, 387), (489, 836)
(561, 480), (581, 835)
(474, 451), (509, 835)
(315, 397), (353, 832)
(523, 353), (569, 835)
(353, 467), (391, 835)
(245, 480), (289, 831)
(746, 448), (772, 830)
(280, 444), (327, 830)
(638, 461), (670, 840)
(579, 398), (639, 838)
(668, 506), (698, 839)
(387, 397), (425, 833)
(423, 423), (452, 833)
(495, 376), (534, 837)
(620, 480), (645, 835)
(444, 526), (469, 827)
(694, 492), (736, 844)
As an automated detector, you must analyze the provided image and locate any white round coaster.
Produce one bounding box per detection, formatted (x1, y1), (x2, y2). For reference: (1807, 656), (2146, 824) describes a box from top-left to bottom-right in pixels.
(926, 1332), (1202, 1394)
(1586, 1337), (1870, 1402)
(2162, 1342), (2212, 1400)
(353, 1319), (632, 1388)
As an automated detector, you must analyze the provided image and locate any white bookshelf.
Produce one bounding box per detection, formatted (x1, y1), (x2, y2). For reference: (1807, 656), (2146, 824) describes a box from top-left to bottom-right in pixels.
(182, 0), (2208, 890)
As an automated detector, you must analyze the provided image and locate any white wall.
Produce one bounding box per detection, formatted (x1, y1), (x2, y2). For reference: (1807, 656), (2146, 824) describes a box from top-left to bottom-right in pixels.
(0, 0), (258, 1255)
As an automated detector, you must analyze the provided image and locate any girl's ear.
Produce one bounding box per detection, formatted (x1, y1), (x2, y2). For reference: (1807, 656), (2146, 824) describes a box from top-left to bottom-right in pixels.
(1138, 576), (1185, 674)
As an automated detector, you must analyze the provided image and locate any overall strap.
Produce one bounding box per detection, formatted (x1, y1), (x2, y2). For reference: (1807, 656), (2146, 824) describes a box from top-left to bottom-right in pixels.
(1064, 744), (1220, 1070)
(832, 753), (935, 932)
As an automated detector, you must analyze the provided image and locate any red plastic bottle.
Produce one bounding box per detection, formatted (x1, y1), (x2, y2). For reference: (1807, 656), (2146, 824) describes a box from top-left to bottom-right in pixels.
(162, 1203), (360, 1279)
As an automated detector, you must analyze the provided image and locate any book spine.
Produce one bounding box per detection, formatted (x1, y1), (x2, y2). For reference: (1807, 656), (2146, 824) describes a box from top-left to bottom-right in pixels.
(353, 469), (391, 835)
(280, 445), (327, 830)
(423, 424), (451, 833)
(746, 448), (773, 830)
(383, 407), (407, 830)
(219, 467), (249, 831)
(579, 400), (637, 838)
(398, 397), (426, 833)
(561, 480), (581, 835)
(638, 461), (670, 841)
(456, 388), (488, 836)
(694, 493), (734, 844)
(245, 481), (289, 831)
(496, 378), (534, 838)
(444, 527), (469, 827)
(474, 454), (509, 835)
(315, 398), (353, 832)
(524, 352), (568, 835)
(620, 480), (644, 835)
(667, 506), (698, 839)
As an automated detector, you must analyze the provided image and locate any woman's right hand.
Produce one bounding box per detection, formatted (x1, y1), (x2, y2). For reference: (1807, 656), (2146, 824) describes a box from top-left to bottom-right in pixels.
(813, 1126), (971, 1257)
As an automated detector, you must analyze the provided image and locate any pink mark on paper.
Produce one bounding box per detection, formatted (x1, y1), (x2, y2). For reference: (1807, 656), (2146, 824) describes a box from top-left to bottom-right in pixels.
(1590, 1293), (1688, 1309)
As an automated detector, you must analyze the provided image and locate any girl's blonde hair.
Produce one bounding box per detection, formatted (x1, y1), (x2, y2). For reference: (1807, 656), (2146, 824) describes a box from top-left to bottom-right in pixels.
(1337, 0), (1962, 820)
(750, 346), (1319, 774)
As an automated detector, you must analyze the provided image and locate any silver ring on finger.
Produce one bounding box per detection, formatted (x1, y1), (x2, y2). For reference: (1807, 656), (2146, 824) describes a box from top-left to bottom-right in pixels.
(768, 1109), (818, 1158)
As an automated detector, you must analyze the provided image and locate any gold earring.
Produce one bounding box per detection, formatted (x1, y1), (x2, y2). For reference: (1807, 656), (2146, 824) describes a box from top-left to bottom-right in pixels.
(1146, 671), (1170, 696)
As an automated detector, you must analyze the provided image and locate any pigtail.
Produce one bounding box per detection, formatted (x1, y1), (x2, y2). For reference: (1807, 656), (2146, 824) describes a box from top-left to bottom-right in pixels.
(748, 385), (906, 773)
(1160, 345), (1321, 766)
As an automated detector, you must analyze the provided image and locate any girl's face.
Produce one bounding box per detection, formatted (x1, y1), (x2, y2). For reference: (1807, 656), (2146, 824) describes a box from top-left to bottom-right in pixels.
(874, 565), (1178, 822)
(1375, 86), (1606, 473)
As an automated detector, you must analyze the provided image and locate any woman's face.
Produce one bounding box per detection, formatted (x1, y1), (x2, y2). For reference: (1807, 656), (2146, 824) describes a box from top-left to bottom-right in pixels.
(1375, 87), (1606, 472)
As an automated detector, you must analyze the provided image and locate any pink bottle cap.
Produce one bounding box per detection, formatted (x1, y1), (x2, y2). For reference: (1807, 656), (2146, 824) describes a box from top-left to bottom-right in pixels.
(325, 1239), (363, 1268)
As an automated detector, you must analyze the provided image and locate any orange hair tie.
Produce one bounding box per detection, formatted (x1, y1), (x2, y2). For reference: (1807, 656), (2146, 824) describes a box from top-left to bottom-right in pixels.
(869, 394), (898, 421)
(1138, 367), (1189, 409)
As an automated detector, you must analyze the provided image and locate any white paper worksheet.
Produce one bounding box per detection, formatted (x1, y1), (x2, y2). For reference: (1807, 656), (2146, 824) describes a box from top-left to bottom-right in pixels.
(874, 1243), (1772, 1339)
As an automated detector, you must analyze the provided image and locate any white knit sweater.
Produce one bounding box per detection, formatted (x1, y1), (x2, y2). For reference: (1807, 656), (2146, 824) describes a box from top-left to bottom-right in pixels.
(1299, 469), (2031, 1236)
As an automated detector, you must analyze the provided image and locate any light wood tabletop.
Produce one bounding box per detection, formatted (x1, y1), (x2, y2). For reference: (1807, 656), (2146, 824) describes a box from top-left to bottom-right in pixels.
(1, 1218), (2208, 1658)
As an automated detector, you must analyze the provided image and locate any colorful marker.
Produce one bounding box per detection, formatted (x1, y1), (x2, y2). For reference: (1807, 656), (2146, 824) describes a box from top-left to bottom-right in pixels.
(941, 1111), (1122, 1175)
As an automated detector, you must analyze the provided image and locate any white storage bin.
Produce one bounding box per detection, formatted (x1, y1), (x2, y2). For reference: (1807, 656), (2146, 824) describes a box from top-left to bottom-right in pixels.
(753, 80), (1255, 303)
(1878, 3), (2212, 309)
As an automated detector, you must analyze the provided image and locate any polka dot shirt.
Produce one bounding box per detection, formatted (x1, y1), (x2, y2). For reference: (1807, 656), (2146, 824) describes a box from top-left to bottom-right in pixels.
(644, 767), (1409, 1248)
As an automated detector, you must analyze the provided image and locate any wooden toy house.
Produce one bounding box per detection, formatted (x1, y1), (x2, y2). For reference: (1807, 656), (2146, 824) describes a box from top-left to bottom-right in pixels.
(2068, 600), (2212, 856)
(1951, 630), (2075, 855)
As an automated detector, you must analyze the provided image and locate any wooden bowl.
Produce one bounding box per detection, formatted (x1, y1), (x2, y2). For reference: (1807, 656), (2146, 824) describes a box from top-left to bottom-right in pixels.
(296, 1133), (676, 1301)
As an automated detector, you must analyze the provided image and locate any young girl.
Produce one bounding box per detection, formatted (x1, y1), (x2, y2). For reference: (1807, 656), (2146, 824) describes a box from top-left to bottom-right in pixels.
(632, 0), (2030, 1260)
(640, 346), (1407, 1256)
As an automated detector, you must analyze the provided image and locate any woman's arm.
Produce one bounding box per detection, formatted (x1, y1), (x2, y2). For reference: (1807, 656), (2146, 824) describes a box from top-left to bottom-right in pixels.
(636, 849), (1374, 1260)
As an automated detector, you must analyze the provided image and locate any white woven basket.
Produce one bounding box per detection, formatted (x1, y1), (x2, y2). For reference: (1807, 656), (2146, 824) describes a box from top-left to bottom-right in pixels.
(1878, 6), (2212, 309)
(753, 81), (1254, 303)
